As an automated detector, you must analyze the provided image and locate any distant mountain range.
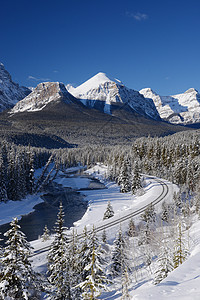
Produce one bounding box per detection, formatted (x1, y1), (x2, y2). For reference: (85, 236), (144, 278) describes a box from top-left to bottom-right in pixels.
(1, 63), (200, 125)
(67, 72), (160, 120)
(0, 63), (195, 146)
(140, 88), (200, 125)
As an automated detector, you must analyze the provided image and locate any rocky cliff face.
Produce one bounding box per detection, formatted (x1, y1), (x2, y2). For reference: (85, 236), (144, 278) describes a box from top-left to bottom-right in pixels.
(140, 88), (200, 124)
(11, 82), (73, 113)
(68, 72), (160, 120)
(0, 63), (30, 111)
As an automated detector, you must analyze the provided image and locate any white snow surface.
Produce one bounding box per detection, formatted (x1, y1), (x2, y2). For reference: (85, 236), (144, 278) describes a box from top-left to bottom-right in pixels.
(0, 194), (43, 225)
(140, 87), (200, 124)
(72, 165), (177, 238)
(25, 164), (200, 300)
(132, 218), (200, 300)
(69, 73), (160, 119)
(71, 72), (118, 96)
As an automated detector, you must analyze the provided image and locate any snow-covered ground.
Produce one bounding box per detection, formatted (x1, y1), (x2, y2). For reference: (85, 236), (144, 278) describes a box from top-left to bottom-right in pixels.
(3, 163), (200, 299)
(132, 217), (200, 300)
(31, 163), (175, 265)
(0, 194), (43, 225)
(72, 164), (177, 241)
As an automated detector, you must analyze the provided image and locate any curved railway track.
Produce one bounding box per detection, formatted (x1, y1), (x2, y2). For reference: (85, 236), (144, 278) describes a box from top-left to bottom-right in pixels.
(31, 176), (169, 257)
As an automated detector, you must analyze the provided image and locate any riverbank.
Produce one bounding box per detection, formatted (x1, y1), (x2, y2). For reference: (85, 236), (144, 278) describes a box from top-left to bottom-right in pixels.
(0, 166), (106, 243)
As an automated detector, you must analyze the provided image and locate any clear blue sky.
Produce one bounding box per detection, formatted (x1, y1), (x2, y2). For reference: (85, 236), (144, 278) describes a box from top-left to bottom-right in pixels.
(1, 0), (200, 95)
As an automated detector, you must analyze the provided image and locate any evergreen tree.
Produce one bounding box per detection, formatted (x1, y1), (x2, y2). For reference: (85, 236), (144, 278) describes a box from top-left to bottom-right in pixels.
(153, 241), (173, 284)
(141, 203), (156, 224)
(139, 204), (156, 245)
(118, 161), (131, 193)
(0, 155), (8, 202)
(78, 245), (109, 299)
(0, 217), (42, 299)
(68, 229), (81, 299)
(173, 222), (188, 269)
(102, 228), (107, 243)
(26, 149), (35, 194)
(78, 226), (91, 283)
(161, 201), (169, 223)
(131, 162), (142, 195)
(121, 267), (131, 300)
(127, 218), (136, 237)
(7, 156), (17, 200)
(47, 202), (71, 299)
(103, 200), (114, 220)
(111, 227), (129, 277)
(41, 225), (50, 242)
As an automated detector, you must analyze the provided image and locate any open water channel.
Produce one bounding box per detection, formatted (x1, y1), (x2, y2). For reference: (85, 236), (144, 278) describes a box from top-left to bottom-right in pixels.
(0, 172), (105, 244)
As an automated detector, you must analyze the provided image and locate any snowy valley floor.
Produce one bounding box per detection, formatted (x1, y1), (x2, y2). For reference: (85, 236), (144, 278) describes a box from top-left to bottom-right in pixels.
(1, 164), (200, 299)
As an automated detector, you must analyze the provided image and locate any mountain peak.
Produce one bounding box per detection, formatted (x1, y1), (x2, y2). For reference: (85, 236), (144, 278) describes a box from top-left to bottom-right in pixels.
(184, 88), (198, 94)
(140, 88), (158, 96)
(72, 72), (123, 98)
(11, 81), (72, 113)
(0, 63), (30, 111)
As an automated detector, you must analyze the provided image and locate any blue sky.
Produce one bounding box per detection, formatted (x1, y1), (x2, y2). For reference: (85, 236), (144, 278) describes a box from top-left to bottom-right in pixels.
(1, 0), (200, 95)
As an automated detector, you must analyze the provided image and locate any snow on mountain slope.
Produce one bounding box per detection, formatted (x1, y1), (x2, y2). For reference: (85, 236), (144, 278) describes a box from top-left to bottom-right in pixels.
(0, 63), (30, 112)
(10, 82), (73, 113)
(140, 88), (200, 124)
(69, 72), (160, 120)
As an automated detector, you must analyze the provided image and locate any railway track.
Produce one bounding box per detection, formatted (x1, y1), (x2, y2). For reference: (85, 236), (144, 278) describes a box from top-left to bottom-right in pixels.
(31, 176), (169, 257)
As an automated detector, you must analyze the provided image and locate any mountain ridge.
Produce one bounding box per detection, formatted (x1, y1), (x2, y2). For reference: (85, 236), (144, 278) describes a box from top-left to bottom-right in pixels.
(140, 87), (200, 124)
(0, 63), (31, 111)
(68, 72), (160, 120)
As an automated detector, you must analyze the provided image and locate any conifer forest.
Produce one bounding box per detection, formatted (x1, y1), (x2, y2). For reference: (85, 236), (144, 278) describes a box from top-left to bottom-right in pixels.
(0, 129), (200, 299)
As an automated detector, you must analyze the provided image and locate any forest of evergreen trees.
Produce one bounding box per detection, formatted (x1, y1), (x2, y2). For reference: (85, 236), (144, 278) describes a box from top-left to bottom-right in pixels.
(0, 129), (199, 298)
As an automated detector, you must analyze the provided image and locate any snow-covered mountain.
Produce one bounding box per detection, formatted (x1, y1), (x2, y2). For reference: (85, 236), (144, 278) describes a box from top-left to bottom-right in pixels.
(11, 82), (74, 113)
(140, 87), (200, 124)
(0, 63), (30, 112)
(68, 72), (160, 120)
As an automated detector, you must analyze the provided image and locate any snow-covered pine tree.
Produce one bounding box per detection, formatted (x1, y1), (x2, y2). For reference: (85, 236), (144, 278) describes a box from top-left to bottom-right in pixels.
(118, 160), (131, 193)
(0, 155), (8, 202)
(141, 203), (156, 224)
(68, 229), (81, 299)
(153, 225), (174, 285)
(27, 149), (35, 194)
(173, 222), (188, 269)
(41, 225), (50, 242)
(154, 245), (174, 285)
(102, 228), (107, 243)
(121, 267), (131, 300)
(78, 245), (109, 299)
(0, 217), (42, 299)
(139, 204), (156, 246)
(7, 155), (17, 200)
(131, 161), (142, 195)
(47, 202), (71, 299)
(127, 218), (136, 237)
(77, 226), (90, 283)
(173, 192), (182, 210)
(161, 201), (170, 223)
(16, 153), (27, 199)
(111, 227), (129, 277)
(103, 200), (114, 220)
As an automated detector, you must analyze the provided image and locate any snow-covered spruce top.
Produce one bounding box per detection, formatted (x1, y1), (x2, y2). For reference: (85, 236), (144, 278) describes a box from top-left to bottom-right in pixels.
(11, 82), (72, 113)
(0, 63), (30, 112)
(140, 87), (200, 124)
(68, 72), (160, 120)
